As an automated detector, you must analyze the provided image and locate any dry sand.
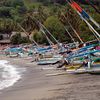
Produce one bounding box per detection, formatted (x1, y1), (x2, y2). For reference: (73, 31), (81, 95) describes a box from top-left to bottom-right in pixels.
(0, 56), (100, 100)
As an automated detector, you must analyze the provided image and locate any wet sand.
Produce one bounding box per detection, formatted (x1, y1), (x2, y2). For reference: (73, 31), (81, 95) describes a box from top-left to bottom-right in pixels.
(0, 56), (100, 100)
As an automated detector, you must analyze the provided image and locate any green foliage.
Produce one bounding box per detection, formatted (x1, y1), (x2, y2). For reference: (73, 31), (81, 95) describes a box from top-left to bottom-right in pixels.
(0, 0), (99, 44)
(37, 0), (50, 5)
(21, 37), (30, 43)
(79, 21), (95, 42)
(0, 18), (18, 35)
(0, 7), (12, 18)
(0, 34), (3, 40)
(11, 0), (25, 8)
(33, 31), (48, 44)
(44, 16), (66, 42)
(10, 33), (22, 44)
(10, 33), (30, 44)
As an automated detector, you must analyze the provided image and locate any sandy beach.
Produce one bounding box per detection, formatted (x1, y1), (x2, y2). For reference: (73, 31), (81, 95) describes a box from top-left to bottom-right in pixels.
(0, 56), (100, 100)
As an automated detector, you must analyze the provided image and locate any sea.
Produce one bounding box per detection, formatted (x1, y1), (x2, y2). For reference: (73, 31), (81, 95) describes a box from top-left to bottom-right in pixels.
(0, 60), (25, 91)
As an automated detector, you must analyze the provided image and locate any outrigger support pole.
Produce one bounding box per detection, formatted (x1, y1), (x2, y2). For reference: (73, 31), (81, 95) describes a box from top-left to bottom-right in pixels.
(69, 22), (84, 43)
(62, 13), (84, 43)
(39, 23), (60, 45)
(64, 26), (76, 43)
(66, 0), (100, 39)
(17, 23), (39, 47)
(40, 27), (54, 46)
(82, 17), (100, 39)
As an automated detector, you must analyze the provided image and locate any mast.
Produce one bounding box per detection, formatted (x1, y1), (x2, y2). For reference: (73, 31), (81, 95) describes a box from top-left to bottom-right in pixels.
(66, 0), (100, 39)
(64, 26), (76, 43)
(39, 23), (60, 45)
(28, 16), (60, 45)
(79, 12), (100, 40)
(85, 0), (100, 14)
(67, 0), (100, 28)
(62, 13), (84, 43)
(40, 27), (54, 45)
(17, 23), (39, 46)
(69, 22), (84, 43)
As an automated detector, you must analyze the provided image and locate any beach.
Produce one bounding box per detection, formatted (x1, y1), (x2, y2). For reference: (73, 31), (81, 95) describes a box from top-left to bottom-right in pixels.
(0, 0), (100, 99)
(0, 56), (100, 100)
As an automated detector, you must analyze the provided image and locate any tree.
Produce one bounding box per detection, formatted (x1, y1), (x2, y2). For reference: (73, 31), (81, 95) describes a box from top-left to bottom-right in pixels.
(37, 0), (50, 5)
(33, 31), (48, 44)
(10, 33), (22, 44)
(21, 15), (39, 36)
(0, 18), (18, 37)
(10, 33), (30, 44)
(0, 7), (12, 18)
(0, 34), (3, 40)
(11, 0), (25, 8)
(79, 21), (95, 42)
(44, 16), (66, 42)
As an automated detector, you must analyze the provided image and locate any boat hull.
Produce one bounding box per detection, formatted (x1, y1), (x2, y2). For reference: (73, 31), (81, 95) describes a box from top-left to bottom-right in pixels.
(37, 58), (62, 65)
(65, 63), (100, 74)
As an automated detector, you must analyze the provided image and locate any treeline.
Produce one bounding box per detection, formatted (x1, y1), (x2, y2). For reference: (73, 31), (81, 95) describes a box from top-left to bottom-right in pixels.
(35, 0), (100, 5)
(0, 0), (99, 44)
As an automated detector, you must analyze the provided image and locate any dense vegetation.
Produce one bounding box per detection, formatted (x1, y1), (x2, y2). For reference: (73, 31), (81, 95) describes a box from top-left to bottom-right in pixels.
(0, 0), (99, 44)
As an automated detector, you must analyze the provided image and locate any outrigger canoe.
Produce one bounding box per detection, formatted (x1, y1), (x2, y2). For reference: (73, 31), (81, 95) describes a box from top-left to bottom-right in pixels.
(66, 64), (100, 74)
(64, 50), (100, 74)
(37, 54), (63, 65)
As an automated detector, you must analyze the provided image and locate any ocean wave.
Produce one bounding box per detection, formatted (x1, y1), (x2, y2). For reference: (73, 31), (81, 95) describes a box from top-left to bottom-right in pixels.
(0, 60), (23, 90)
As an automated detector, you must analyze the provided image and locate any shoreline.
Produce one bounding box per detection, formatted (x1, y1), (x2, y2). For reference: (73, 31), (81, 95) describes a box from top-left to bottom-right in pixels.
(0, 56), (62, 100)
(0, 56), (100, 100)
(0, 60), (21, 91)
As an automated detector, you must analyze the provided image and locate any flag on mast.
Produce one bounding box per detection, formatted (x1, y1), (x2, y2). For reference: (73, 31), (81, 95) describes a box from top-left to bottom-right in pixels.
(67, 0), (100, 28)
(66, 0), (100, 38)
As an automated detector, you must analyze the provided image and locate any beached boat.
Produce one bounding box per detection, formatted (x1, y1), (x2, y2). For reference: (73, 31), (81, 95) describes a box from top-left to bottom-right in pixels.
(62, 47), (100, 74)
(65, 59), (100, 74)
(37, 53), (63, 65)
(66, 64), (100, 74)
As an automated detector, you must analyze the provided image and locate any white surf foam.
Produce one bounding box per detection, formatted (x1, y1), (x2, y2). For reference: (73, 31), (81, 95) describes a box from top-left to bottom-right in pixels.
(0, 60), (21, 90)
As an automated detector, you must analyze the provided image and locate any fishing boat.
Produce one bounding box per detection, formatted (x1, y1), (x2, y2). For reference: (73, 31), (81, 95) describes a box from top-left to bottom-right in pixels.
(64, 49), (100, 74)
(65, 63), (100, 74)
(37, 53), (63, 65)
(4, 47), (23, 58)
